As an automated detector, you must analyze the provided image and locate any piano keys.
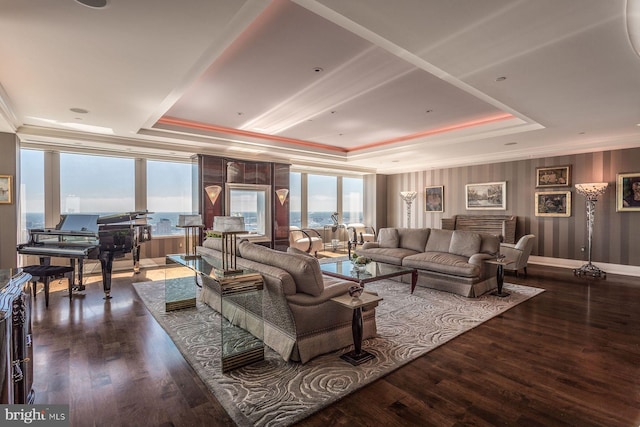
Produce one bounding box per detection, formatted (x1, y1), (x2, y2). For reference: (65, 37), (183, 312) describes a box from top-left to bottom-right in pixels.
(17, 211), (152, 299)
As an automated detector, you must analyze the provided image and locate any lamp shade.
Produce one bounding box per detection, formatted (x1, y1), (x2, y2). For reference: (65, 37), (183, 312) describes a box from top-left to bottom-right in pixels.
(575, 182), (608, 199)
(205, 185), (222, 206)
(400, 191), (417, 202)
(213, 216), (245, 232)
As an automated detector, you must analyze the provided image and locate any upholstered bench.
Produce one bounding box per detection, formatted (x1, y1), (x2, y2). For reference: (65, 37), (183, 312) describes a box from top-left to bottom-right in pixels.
(21, 265), (75, 308)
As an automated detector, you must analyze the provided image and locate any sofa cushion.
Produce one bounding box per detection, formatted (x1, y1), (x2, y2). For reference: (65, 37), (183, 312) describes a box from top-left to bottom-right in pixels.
(479, 234), (500, 255)
(403, 252), (480, 278)
(449, 230), (482, 257)
(355, 247), (419, 266)
(239, 241), (324, 296)
(424, 229), (453, 252)
(202, 237), (223, 252)
(398, 228), (430, 252)
(378, 228), (400, 248)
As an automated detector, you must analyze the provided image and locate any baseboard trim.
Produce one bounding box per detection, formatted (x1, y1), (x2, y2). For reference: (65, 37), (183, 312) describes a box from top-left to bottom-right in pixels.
(529, 256), (640, 278)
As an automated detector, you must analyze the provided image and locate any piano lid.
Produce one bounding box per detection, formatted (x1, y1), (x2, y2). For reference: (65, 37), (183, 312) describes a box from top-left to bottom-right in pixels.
(58, 214), (99, 233)
(97, 210), (152, 225)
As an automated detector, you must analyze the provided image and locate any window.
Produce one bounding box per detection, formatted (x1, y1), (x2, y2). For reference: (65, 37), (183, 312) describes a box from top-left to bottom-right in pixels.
(307, 174), (337, 227)
(60, 153), (134, 214)
(342, 177), (363, 224)
(289, 172), (301, 228)
(226, 184), (271, 240)
(19, 149), (44, 241)
(147, 160), (194, 236)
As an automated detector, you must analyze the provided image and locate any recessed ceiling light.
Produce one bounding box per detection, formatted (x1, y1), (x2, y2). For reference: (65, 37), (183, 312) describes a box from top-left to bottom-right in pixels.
(495, 76), (507, 82)
(504, 142), (517, 146)
(70, 107), (89, 114)
(313, 67), (323, 73)
(425, 109), (434, 114)
(74, 0), (108, 8)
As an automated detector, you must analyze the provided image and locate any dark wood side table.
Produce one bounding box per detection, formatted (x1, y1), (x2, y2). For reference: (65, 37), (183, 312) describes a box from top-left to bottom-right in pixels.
(485, 258), (512, 297)
(331, 292), (383, 365)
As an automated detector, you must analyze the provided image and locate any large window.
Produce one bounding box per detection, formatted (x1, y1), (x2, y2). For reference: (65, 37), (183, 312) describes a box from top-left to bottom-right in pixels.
(294, 173), (364, 228)
(289, 172), (301, 228)
(19, 149), (44, 241)
(342, 177), (364, 224)
(60, 153), (134, 214)
(147, 160), (194, 236)
(307, 174), (337, 227)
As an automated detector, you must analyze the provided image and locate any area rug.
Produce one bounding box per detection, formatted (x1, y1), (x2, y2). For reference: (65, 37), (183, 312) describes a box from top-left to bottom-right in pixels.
(133, 279), (543, 426)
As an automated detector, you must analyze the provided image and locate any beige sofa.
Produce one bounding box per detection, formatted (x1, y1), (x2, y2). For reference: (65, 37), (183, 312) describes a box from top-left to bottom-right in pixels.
(356, 228), (500, 297)
(196, 239), (378, 364)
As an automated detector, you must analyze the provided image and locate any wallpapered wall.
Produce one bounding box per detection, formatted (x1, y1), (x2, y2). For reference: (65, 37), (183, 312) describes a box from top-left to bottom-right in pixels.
(386, 147), (640, 267)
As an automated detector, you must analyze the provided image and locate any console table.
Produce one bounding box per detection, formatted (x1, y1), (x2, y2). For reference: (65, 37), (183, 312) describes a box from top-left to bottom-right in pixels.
(165, 254), (264, 371)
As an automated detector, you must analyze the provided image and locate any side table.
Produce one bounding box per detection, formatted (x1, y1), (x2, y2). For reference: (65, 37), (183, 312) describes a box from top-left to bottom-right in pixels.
(331, 291), (383, 365)
(485, 258), (512, 297)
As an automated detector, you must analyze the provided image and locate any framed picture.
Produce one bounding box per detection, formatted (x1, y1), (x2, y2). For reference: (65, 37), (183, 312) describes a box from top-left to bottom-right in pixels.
(465, 181), (506, 210)
(535, 191), (571, 217)
(425, 186), (444, 212)
(0, 175), (12, 204)
(616, 172), (640, 212)
(536, 165), (571, 188)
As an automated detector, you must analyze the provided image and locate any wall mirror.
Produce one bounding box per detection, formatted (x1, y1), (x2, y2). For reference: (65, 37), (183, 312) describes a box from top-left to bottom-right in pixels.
(225, 183), (272, 242)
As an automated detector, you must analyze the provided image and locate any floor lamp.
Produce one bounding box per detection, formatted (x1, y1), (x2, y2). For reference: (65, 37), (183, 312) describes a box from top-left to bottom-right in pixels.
(574, 182), (608, 278)
(400, 191), (417, 227)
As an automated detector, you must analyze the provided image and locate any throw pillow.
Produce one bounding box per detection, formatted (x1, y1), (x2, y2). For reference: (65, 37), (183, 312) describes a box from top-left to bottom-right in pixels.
(449, 230), (482, 257)
(378, 228), (400, 248)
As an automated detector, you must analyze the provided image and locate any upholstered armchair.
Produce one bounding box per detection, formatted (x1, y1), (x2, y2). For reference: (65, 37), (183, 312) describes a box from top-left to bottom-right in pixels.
(289, 226), (323, 256)
(500, 234), (536, 277)
(346, 223), (376, 247)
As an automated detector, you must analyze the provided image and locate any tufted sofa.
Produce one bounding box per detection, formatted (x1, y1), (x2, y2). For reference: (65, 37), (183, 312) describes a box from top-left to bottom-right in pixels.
(196, 239), (378, 363)
(356, 228), (500, 297)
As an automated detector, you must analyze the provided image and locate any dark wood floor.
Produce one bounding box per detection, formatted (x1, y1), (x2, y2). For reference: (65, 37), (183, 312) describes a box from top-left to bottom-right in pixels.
(31, 265), (640, 426)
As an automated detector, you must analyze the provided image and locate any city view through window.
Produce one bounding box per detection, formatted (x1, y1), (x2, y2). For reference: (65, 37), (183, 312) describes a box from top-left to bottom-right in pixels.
(20, 150), (363, 239)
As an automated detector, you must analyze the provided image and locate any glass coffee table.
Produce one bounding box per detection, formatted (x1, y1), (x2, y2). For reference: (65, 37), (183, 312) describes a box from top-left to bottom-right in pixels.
(320, 259), (418, 293)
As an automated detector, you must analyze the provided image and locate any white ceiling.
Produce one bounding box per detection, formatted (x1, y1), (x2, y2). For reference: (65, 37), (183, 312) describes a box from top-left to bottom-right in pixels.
(1, 0), (640, 174)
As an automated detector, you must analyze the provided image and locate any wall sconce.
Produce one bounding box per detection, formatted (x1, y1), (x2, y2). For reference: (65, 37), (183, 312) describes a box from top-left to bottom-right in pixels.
(205, 185), (222, 206)
(574, 182), (608, 278)
(275, 188), (289, 206)
(399, 191), (417, 227)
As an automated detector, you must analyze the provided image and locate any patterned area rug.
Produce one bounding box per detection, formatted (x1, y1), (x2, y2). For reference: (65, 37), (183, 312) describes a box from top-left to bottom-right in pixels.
(133, 279), (543, 426)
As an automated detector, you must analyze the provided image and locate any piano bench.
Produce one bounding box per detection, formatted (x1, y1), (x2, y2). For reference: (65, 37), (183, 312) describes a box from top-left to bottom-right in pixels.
(21, 265), (75, 308)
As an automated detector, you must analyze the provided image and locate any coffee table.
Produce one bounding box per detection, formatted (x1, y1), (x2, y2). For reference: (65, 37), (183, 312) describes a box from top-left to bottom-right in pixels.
(320, 259), (418, 293)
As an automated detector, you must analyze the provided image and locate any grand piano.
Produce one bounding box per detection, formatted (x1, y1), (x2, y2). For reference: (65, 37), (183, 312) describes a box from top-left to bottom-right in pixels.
(17, 211), (152, 299)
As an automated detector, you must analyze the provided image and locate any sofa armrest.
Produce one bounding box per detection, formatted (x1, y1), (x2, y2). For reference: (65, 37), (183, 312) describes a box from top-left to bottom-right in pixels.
(285, 279), (352, 306)
(468, 253), (495, 266)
